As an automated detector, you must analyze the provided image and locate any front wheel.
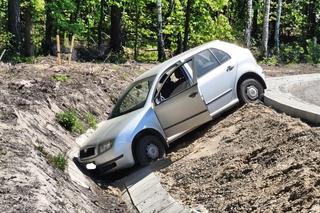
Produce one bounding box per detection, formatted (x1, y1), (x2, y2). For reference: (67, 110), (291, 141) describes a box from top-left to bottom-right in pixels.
(239, 78), (264, 104)
(134, 135), (165, 166)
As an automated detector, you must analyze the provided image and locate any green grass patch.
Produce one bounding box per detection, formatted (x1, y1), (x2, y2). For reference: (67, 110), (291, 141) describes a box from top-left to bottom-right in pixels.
(56, 110), (85, 134)
(50, 153), (68, 171)
(85, 112), (97, 129)
(51, 74), (69, 82)
(34, 145), (68, 171)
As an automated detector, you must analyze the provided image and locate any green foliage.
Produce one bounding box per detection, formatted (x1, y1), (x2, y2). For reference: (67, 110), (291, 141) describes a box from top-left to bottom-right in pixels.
(34, 145), (67, 171)
(261, 55), (279, 65)
(306, 39), (320, 64)
(51, 74), (70, 82)
(50, 153), (68, 171)
(56, 110), (85, 134)
(48, 0), (84, 34)
(85, 112), (97, 129)
(0, 0), (319, 63)
(107, 51), (127, 64)
(280, 42), (306, 64)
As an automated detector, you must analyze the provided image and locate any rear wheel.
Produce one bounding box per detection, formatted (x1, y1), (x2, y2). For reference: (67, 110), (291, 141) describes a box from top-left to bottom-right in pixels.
(134, 135), (165, 166)
(239, 78), (264, 103)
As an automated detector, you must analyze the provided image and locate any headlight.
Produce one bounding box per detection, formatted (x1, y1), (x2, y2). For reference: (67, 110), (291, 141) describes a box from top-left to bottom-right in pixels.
(98, 140), (114, 154)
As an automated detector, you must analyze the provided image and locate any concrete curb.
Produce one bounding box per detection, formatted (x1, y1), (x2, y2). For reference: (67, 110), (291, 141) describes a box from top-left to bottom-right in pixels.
(264, 74), (320, 125)
(121, 163), (190, 213)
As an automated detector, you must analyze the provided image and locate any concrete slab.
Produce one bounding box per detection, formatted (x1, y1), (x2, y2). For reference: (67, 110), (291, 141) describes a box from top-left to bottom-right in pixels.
(264, 74), (320, 125)
(121, 165), (190, 213)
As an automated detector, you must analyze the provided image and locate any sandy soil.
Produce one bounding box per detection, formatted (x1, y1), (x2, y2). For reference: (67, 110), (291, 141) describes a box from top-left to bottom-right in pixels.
(0, 58), (153, 212)
(159, 104), (320, 212)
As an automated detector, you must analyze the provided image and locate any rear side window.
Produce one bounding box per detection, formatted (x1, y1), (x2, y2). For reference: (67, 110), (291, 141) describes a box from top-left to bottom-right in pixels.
(193, 49), (220, 78)
(210, 48), (231, 64)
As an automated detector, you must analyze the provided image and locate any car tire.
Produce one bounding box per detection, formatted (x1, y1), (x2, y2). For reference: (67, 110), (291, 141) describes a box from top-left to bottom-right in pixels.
(239, 78), (264, 104)
(135, 135), (165, 166)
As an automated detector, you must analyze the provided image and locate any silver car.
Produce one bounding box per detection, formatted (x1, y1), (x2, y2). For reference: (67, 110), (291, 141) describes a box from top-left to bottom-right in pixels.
(78, 40), (266, 172)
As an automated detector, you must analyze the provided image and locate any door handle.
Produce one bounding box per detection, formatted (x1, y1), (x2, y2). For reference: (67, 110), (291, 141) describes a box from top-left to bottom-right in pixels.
(226, 66), (234, 72)
(189, 92), (198, 98)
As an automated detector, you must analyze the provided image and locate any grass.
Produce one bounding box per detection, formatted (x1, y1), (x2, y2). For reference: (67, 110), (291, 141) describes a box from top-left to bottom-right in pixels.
(85, 112), (97, 129)
(50, 153), (68, 171)
(34, 145), (68, 171)
(51, 74), (69, 82)
(56, 110), (85, 134)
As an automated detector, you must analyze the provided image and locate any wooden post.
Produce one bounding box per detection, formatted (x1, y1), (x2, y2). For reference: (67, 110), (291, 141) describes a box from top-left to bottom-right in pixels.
(68, 35), (75, 65)
(56, 33), (61, 65)
(0, 49), (6, 61)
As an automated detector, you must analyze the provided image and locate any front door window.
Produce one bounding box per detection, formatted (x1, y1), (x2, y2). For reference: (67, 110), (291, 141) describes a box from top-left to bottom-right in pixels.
(158, 66), (191, 102)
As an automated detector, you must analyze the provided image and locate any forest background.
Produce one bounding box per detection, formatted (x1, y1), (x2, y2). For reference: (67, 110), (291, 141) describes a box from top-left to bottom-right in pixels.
(0, 0), (319, 64)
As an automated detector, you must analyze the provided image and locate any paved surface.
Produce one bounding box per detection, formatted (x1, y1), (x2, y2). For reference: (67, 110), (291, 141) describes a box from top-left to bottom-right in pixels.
(264, 74), (320, 125)
(289, 80), (320, 107)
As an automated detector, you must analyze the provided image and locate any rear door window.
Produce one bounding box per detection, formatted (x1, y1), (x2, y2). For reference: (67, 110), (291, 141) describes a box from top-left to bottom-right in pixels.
(193, 49), (220, 78)
(210, 48), (231, 64)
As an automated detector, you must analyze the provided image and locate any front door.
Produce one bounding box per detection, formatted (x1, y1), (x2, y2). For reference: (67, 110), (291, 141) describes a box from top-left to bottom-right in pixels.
(192, 48), (237, 114)
(154, 64), (211, 141)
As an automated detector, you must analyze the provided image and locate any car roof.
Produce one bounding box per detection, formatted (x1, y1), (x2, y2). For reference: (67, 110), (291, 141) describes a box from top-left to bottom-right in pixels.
(135, 40), (240, 81)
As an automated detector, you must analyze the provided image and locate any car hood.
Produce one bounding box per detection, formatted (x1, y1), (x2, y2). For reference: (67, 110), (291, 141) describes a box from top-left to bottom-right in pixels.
(81, 109), (142, 147)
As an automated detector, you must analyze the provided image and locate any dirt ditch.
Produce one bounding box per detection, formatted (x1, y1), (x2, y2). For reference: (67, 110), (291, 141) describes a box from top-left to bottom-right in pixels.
(159, 104), (320, 212)
(0, 60), (319, 212)
(0, 58), (153, 212)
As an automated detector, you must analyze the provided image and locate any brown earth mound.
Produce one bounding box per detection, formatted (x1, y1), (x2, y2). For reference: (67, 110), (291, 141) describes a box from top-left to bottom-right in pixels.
(0, 58), (153, 212)
(160, 104), (320, 212)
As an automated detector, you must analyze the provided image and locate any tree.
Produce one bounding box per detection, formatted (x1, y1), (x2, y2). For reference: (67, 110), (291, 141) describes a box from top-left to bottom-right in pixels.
(22, 3), (34, 56)
(262, 0), (271, 57)
(109, 4), (122, 54)
(8, 0), (21, 53)
(98, 0), (105, 49)
(156, 0), (166, 61)
(183, 0), (192, 51)
(274, 0), (282, 54)
(245, 0), (253, 48)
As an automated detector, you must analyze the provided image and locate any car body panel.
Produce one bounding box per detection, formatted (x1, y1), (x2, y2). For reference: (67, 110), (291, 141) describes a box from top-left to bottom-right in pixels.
(154, 83), (211, 139)
(78, 40), (266, 173)
(197, 57), (237, 114)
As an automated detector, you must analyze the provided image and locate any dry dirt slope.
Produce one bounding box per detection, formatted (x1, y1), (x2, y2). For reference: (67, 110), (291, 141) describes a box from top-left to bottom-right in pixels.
(0, 59), (153, 212)
(160, 104), (320, 212)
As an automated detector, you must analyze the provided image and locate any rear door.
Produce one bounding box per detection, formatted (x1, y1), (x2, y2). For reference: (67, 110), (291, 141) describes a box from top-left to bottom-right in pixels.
(154, 63), (211, 140)
(192, 48), (236, 114)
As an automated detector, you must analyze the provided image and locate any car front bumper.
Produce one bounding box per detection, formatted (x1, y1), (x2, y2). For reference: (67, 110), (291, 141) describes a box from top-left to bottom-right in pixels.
(78, 143), (135, 173)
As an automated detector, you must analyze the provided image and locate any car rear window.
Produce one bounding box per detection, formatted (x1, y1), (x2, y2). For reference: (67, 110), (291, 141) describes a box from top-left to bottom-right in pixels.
(194, 49), (220, 78)
(210, 48), (231, 64)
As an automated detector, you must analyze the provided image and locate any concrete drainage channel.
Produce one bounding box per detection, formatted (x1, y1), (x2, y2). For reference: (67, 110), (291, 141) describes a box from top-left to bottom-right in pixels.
(265, 73), (320, 125)
(120, 164), (190, 213)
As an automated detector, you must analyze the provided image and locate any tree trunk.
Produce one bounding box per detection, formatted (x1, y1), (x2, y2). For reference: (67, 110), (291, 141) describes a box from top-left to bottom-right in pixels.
(133, 0), (139, 60)
(98, 0), (105, 49)
(8, 0), (21, 54)
(245, 0), (253, 48)
(43, 0), (53, 55)
(274, 0), (282, 55)
(156, 0), (166, 61)
(262, 0), (271, 57)
(183, 0), (192, 51)
(109, 5), (122, 53)
(23, 5), (34, 57)
(176, 32), (183, 54)
(307, 0), (317, 39)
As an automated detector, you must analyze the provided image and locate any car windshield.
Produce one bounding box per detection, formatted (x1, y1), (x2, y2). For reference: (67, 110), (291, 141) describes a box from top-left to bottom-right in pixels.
(109, 76), (155, 119)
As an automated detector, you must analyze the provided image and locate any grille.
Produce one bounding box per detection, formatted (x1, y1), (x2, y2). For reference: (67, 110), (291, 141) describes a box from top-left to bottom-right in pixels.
(80, 147), (95, 159)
